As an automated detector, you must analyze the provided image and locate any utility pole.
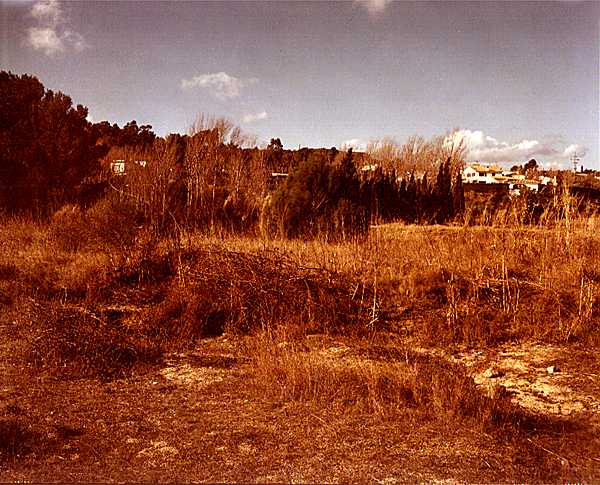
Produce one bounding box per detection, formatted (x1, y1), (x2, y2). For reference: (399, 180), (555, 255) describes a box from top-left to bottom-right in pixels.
(570, 152), (581, 173)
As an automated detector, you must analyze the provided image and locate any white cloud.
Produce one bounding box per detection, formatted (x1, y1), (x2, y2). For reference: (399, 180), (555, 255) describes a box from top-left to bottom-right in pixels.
(25, 1), (88, 56)
(446, 129), (588, 167)
(354, 0), (391, 17)
(26, 26), (64, 55)
(340, 138), (368, 152)
(181, 72), (258, 100)
(242, 111), (268, 124)
(63, 29), (88, 51)
(30, 0), (63, 27)
(563, 144), (587, 158)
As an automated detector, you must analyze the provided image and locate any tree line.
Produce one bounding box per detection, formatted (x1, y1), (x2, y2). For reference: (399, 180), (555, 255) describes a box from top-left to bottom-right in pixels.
(1, 71), (465, 238)
(265, 149), (464, 239)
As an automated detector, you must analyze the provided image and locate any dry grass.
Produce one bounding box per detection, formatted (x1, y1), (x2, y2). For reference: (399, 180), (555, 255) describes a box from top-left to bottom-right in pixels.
(5, 208), (600, 380)
(246, 330), (561, 439)
(368, 222), (600, 345)
(181, 214), (600, 347)
(2, 209), (600, 480)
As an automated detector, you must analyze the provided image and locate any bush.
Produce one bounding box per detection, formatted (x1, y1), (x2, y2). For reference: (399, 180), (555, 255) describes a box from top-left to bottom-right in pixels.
(29, 303), (162, 379)
(48, 204), (88, 251)
(85, 196), (142, 250)
(49, 196), (142, 252)
(267, 151), (368, 240)
(144, 247), (375, 345)
(0, 416), (37, 462)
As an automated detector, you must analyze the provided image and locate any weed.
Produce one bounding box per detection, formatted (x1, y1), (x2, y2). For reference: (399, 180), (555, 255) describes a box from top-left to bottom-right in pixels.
(0, 417), (35, 462)
(29, 303), (162, 379)
(249, 332), (530, 434)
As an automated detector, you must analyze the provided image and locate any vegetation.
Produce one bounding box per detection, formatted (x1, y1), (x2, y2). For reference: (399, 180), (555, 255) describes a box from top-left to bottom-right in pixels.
(2, 71), (600, 481)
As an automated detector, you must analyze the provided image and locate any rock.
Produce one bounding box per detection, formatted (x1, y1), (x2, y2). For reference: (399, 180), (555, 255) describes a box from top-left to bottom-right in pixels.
(482, 367), (505, 379)
(136, 441), (179, 461)
(547, 365), (559, 374)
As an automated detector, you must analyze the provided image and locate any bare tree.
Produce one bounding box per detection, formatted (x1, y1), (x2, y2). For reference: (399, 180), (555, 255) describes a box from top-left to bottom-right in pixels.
(367, 130), (467, 177)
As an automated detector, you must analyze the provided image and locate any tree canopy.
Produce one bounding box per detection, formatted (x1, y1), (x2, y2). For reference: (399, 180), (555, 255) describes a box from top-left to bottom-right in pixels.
(0, 71), (107, 215)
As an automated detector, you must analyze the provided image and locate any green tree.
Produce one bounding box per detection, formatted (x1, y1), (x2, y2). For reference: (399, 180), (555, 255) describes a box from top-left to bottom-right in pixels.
(524, 158), (538, 172)
(452, 172), (465, 218)
(434, 158), (453, 223)
(269, 149), (367, 240)
(0, 71), (106, 215)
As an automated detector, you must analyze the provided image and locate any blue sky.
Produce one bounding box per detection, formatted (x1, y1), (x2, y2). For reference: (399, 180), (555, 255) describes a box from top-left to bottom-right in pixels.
(2, 0), (599, 168)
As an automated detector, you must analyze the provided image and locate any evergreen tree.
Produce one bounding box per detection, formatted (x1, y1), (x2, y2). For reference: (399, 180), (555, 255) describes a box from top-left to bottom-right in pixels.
(0, 71), (106, 215)
(269, 149), (367, 239)
(406, 173), (417, 223)
(434, 158), (453, 223)
(452, 172), (465, 219)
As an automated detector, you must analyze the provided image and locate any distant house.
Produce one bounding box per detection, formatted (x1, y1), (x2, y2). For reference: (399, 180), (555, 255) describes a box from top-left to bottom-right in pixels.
(462, 163), (503, 184)
(508, 179), (540, 196)
(267, 172), (288, 191)
(110, 160), (126, 175)
(360, 164), (379, 173)
(462, 162), (556, 195)
(109, 159), (147, 175)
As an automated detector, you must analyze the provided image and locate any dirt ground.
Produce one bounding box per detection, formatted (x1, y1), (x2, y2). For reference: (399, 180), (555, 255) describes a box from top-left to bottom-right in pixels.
(2, 320), (599, 483)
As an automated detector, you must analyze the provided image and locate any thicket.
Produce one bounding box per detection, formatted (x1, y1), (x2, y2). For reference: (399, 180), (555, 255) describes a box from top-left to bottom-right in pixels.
(5, 69), (587, 242)
(105, 130), (467, 241)
(2, 71), (472, 239)
(361, 157), (465, 225)
(265, 149), (368, 239)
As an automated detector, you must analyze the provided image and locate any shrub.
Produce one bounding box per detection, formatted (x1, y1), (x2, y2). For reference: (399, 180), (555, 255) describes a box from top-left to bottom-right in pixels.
(29, 303), (162, 379)
(48, 204), (88, 252)
(0, 416), (37, 462)
(268, 151), (369, 240)
(144, 246), (375, 345)
(49, 196), (142, 253)
(84, 195), (141, 250)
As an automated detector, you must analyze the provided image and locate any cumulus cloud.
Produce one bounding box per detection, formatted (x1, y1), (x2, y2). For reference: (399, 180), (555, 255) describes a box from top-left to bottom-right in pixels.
(30, 0), (63, 26)
(446, 129), (588, 167)
(354, 0), (391, 17)
(63, 29), (88, 52)
(26, 27), (64, 55)
(563, 144), (587, 158)
(242, 111), (268, 124)
(25, 1), (88, 56)
(340, 138), (368, 152)
(181, 72), (258, 100)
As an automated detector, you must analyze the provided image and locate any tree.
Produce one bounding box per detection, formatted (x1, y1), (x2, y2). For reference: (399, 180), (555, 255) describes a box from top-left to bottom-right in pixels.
(0, 71), (106, 215)
(269, 149), (367, 240)
(266, 138), (284, 173)
(268, 138), (283, 151)
(524, 159), (538, 172)
(433, 158), (453, 223)
(93, 119), (156, 148)
(452, 173), (465, 218)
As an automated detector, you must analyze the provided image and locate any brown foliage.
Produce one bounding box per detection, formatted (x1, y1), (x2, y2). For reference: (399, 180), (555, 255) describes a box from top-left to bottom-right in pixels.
(146, 247), (375, 346)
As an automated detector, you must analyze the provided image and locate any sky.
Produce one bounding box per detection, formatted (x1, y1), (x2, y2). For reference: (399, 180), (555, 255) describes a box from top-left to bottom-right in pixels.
(2, 0), (599, 169)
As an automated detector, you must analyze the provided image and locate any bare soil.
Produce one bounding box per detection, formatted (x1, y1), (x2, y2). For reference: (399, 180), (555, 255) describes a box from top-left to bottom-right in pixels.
(2, 321), (599, 483)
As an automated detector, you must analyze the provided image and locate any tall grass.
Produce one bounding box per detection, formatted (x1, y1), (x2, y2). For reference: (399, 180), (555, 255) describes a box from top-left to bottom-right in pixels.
(247, 330), (535, 435)
(3, 183), (600, 383)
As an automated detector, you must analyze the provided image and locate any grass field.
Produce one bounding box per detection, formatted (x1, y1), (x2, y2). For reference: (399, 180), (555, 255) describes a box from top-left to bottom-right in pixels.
(1, 217), (599, 482)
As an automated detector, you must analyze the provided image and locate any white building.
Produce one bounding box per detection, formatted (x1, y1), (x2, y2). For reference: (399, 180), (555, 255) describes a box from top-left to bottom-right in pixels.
(462, 163), (503, 184)
(462, 163), (556, 195)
